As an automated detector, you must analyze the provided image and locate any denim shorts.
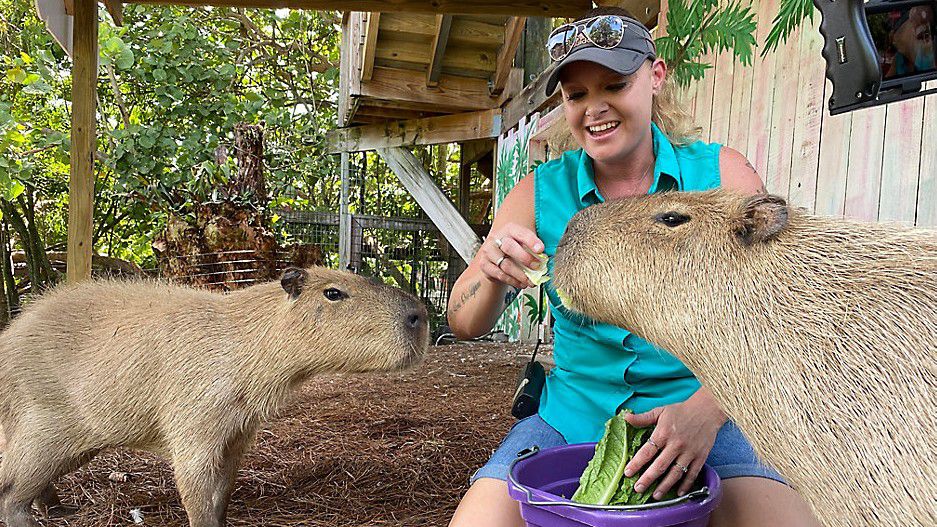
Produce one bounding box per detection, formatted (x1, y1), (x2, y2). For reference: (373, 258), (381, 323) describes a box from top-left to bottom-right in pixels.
(470, 414), (786, 485)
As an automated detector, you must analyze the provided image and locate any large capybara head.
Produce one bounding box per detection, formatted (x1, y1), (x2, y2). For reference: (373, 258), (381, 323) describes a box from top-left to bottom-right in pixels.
(270, 266), (429, 374)
(552, 190), (790, 340)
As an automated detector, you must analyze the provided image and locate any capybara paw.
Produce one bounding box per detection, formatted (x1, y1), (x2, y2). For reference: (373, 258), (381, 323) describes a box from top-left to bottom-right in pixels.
(44, 503), (80, 518)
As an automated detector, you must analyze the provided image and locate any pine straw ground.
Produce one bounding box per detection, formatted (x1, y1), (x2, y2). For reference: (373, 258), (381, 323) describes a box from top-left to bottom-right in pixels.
(27, 342), (541, 527)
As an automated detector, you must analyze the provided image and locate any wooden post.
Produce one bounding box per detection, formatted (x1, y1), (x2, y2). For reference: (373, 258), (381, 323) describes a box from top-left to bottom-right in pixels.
(66, 0), (98, 283)
(377, 147), (479, 264)
(338, 152), (352, 270)
(524, 17), (551, 87)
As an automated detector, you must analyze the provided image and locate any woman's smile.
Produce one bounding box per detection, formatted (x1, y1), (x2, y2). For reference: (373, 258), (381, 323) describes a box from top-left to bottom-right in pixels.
(586, 120), (621, 139)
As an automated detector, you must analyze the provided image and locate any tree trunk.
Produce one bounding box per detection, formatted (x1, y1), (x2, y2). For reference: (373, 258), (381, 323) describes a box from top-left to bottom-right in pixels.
(154, 122), (322, 291)
(20, 192), (56, 287)
(230, 123), (266, 202)
(1, 222), (19, 321)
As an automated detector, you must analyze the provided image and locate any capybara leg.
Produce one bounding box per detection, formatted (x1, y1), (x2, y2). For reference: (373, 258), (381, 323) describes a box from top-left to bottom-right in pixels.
(174, 458), (237, 527)
(0, 437), (89, 527)
(34, 484), (79, 518)
(173, 434), (251, 527)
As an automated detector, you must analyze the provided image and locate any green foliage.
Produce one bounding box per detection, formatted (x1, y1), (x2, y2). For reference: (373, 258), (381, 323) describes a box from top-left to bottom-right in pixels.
(1, 3), (343, 266)
(656, 0), (758, 88)
(763, 0), (816, 56)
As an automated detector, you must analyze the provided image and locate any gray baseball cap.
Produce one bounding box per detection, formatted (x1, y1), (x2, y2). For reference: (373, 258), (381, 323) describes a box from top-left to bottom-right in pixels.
(545, 17), (657, 96)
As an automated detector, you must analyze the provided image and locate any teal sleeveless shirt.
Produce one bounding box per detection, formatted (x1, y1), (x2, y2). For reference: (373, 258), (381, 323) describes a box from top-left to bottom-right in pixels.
(535, 123), (722, 444)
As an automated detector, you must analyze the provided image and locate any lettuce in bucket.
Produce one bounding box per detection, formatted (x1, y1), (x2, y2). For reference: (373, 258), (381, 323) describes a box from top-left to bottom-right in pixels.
(571, 409), (679, 506)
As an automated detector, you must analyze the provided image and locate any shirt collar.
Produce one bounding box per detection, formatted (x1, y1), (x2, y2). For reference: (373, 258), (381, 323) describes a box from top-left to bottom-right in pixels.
(576, 122), (683, 206)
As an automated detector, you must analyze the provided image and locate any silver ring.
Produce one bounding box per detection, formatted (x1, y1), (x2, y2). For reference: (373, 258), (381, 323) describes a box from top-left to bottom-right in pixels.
(493, 237), (503, 248)
(495, 255), (507, 268)
(647, 439), (660, 450)
(673, 461), (689, 474)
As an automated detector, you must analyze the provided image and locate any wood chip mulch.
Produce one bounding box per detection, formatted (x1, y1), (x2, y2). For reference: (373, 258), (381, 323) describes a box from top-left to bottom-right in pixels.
(30, 342), (543, 526)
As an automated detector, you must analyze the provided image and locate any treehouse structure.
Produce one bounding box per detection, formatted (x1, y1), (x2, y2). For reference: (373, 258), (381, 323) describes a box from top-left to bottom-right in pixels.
(38, 0), (653, 284)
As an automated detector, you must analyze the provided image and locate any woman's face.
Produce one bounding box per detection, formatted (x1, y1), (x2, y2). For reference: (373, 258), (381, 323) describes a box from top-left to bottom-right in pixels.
(559, 59), (665, 165)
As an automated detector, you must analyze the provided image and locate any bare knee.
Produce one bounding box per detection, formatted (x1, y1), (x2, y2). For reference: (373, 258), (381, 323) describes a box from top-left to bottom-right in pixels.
(449, 478), (525, 527)
(710, 477), (821, 527)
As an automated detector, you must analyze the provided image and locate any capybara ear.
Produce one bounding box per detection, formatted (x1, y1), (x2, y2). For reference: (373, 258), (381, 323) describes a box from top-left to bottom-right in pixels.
(280, 267), (309, 300)
(734, 194), (789, 246)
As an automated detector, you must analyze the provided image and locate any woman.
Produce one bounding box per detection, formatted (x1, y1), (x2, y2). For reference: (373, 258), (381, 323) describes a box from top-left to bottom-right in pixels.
(447, 7), (821, 527)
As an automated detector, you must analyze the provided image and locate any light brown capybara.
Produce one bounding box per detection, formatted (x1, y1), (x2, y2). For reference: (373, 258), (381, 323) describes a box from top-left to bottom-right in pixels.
(552, 190), (936, 527)
(0, 266), (428, 527)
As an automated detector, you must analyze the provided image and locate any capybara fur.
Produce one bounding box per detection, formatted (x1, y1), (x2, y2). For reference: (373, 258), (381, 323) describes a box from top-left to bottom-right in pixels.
(553, 190), (936, 527)
(0, 267), (428, 527)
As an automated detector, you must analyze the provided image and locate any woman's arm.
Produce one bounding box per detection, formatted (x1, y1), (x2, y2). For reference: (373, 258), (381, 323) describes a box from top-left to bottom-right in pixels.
(447, 172), (544, 339)
(719, 146), (768, 194)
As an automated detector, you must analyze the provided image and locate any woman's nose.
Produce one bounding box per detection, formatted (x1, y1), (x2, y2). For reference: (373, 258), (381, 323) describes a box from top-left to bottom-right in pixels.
(585, 102), (609, 118)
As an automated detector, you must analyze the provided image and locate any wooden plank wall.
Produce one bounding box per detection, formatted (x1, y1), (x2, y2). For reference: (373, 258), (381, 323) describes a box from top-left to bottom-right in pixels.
(676, 0), (936, 227)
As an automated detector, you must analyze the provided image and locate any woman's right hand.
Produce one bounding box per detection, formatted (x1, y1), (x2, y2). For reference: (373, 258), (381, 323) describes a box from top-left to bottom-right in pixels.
(479, 223), (546, 289)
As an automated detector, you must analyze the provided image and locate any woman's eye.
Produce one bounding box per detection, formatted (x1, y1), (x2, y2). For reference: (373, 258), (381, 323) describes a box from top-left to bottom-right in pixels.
(654, 212), (691, 227)
(323, 288), (348, 301)
(566, 91), (585, 101)
(607, 82), (628, 91)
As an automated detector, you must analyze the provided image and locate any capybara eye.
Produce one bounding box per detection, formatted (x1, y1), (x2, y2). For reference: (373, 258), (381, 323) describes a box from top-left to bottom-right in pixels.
(654, 212), (691, 227)
(323, 288), (348, 301)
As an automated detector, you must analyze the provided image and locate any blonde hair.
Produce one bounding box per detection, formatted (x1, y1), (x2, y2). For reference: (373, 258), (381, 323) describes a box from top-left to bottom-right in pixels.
(652, 75), (701, 146)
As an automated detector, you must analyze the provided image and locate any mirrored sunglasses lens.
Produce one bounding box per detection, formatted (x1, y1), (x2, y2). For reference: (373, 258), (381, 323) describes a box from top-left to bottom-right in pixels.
(586, 15), (624, 49)
(547, 26), (576, 61)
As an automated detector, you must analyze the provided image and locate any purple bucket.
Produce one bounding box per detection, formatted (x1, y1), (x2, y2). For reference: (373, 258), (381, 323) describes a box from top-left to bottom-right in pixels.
(507, 444), (722, 527)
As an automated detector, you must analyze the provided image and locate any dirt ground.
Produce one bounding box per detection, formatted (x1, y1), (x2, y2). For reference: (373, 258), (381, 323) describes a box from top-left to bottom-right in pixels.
(19, 342), (542, 527)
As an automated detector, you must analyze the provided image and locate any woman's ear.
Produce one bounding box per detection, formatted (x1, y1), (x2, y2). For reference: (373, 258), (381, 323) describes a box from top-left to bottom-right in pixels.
(650, 59), (667, 95)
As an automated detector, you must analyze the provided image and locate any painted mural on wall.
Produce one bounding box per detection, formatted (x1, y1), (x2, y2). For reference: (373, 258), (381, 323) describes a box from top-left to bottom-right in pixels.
(494, 113), (545, 342)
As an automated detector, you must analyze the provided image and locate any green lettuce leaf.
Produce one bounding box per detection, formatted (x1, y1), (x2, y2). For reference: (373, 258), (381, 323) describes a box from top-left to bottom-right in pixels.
(573, 410), (680, 506)
(571, 410), (632, 505)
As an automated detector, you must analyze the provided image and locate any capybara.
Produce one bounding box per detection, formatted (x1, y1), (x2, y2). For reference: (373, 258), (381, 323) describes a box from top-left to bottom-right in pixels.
(0, 267), (428, 527)
(552, 190), (936, 527)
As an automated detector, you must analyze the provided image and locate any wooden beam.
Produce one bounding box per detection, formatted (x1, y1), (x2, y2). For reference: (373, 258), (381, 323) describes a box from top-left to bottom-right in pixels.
(338, 152), (351, 270)
(461, 138), (495, 165)
(67, 0), (98, 283)
(361, 12), (380, 81)
(381, 14), (503, 48)
(361, 66), (502, 111)
(501, 62), (559, 133)
(129, 0), (593, 17)
(427, 14), (452, 86)
(376, 38), (495, 74)
(327, 109), (500, 153)
(377, 147), (479, 264)
(490, 16), (526, 95)
(103, 0), (124, 26)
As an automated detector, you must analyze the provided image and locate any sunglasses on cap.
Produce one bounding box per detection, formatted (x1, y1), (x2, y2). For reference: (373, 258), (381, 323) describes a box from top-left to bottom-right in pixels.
(546, 14), (655, 62)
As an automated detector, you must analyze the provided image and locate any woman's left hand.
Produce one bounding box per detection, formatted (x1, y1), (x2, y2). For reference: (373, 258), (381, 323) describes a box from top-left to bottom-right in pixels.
(623, 387), (727, 498)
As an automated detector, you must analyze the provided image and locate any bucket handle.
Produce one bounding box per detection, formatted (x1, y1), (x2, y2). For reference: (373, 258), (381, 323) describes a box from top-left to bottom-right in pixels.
(508, 446), (711, 510)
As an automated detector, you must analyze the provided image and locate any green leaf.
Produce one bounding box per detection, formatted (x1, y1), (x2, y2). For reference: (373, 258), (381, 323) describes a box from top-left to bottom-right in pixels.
(571, 411), (631, 505)
(763, 0), (815, 56)
(116, 48), (135, 69)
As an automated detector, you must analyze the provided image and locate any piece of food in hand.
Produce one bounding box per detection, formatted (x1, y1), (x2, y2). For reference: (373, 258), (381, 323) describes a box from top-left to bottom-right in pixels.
(522, 251), (550, 286)
(555, 288), (574, 308)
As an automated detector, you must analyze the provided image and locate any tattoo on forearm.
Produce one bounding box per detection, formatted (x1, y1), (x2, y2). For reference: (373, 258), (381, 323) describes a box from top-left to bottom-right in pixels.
(449, 280), (481, 315)
(504, 287), (521, 307)
(745, 160), (767, 194)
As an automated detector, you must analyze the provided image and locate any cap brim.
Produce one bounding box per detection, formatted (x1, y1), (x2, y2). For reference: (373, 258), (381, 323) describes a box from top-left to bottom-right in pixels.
(545, 47), (651, 96)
